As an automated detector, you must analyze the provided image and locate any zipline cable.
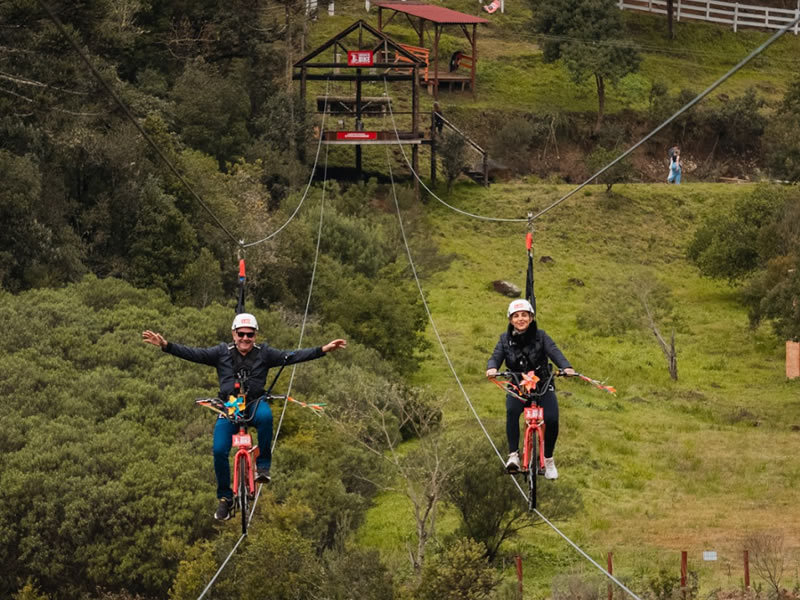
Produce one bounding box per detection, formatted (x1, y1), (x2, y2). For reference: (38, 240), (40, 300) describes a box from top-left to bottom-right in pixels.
(242, 79), (332, 248)
(195, 84), (333, 600)
(530, 12), (800, 221)
(272, 142), (331, 448)
(383, 77), (527, 223)
(386, 12), (800, 224)
(36, 0), (240, 246)
(384, 148), (645, 600)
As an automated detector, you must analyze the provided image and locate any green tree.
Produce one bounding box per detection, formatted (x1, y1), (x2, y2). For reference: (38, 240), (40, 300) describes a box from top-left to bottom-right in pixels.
(171, 58), (251, 166)
(765, 76), (800, 182)
(688, 185), (800, 339)
(445, 435), (583, 561)
(586, 145), (635, 192)
(531, 0), (641, 130)
(417, 538), (500, 600)
(439, 131), (469, 192)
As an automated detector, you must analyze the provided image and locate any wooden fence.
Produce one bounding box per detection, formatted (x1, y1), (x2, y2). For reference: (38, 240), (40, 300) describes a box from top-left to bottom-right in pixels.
(618, 0), (800, 33)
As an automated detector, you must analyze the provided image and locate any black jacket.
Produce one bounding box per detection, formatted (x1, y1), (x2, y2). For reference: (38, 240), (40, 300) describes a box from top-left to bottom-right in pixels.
(487, 324), (571, 386)
(163, 341), (324, 399)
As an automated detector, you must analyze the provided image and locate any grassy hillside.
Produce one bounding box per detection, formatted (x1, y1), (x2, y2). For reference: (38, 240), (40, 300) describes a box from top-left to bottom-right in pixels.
(306, 1), (800, 114)
(357, 180), (800, 597)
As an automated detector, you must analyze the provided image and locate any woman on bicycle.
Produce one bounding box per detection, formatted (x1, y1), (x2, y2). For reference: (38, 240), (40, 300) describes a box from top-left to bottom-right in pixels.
(142, 313), (346, 521)
(485, 299), (575, 478)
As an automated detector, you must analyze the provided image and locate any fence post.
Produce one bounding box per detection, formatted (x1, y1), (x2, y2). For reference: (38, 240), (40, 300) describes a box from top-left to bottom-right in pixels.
(608, 552), (614, 600)
(787, 341), (800, 378)
(733, 3), (739, 31)
(677, 0), (682, 21)
(681, 551), (688, 599)
(515, 555), (523, 600)
(744, 550), (750, 591)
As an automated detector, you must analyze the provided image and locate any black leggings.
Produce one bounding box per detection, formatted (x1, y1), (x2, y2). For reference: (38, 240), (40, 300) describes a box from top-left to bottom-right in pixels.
(506, 389), (559, 458)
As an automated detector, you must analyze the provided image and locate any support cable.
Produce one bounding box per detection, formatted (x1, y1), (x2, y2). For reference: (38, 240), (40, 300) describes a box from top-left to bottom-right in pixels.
(273, 142), (330, 448)
(36, 0), (240, 246)
(384, 148), (644, 600)
(195, 87), (333, 600)
(386, 13), (800, 224)
(382, 77), (527, 223)
(242, 79), (332, 248)
(530, 13), (800, 221)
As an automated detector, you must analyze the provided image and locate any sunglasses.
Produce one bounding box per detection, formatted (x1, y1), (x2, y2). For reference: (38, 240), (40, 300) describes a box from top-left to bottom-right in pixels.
(236, 331), (256, 338)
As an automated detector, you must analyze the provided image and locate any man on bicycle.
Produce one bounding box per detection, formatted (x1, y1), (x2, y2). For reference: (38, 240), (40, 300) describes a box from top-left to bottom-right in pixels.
(485, 299), (575, 478)
(142, 313), (346, 521)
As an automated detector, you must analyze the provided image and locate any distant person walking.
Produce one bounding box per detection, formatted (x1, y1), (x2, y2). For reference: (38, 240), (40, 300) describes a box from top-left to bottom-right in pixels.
(667, 147), (682, 184)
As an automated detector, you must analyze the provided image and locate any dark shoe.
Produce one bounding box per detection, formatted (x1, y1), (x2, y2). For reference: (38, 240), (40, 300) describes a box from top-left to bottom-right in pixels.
(255, 467), (271, 484)
(215, 497), (234, 521)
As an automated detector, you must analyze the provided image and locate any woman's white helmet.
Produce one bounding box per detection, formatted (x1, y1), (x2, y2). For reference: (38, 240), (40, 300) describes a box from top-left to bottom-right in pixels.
(232, 313), (259, 331)
(507, 299), (534, 319)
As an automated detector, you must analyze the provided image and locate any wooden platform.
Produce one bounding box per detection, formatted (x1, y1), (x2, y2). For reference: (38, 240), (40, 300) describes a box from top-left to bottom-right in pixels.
(320, 130), (426, 144)
(316, 95), (392, 115)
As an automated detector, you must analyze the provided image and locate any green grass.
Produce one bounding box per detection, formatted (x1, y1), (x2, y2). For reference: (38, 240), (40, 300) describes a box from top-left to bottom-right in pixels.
(352, 181), (800, 597)
(302, 1), (800, 119)
(300, 5), (800, 596)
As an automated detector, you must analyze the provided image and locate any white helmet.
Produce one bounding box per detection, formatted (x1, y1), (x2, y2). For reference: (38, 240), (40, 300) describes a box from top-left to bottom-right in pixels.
(231, 313), (259, 331)
(507, 299), (534, 319)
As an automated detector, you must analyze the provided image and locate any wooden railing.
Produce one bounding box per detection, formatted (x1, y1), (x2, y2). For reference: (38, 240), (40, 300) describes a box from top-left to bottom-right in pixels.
(618, 0), (800, 33)
(391, 43), (430, 81)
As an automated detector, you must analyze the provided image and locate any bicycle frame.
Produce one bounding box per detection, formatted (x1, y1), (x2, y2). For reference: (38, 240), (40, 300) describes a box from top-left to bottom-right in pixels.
(196, 358), (292, 534)
(521, 404), (545, 476)
(231, 420), (259, 501)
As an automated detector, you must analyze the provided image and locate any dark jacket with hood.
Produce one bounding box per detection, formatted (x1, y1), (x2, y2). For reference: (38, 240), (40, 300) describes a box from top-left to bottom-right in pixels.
(487, 323), (571, 390)
(163, 341), (324, 399)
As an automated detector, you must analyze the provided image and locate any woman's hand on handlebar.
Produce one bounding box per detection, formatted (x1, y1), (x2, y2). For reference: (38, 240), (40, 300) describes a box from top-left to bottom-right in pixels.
(560, 367), (577, 377)
(486, 368), (498, 379)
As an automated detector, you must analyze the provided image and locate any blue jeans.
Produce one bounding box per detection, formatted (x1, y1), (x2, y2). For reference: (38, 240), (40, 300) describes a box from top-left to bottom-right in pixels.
(212, 397), (272, 500)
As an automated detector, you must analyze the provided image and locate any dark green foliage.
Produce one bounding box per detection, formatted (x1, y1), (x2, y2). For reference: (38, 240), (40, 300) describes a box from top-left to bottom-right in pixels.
(688, 185), (800, 339)
(171, 59), (251, 165)
(439, 131), (470, 192)
(445, 434), (583, 562)
(586, 145), (636, 192)
(321, 545), (395, 600)
(0, 277), (393, 599)
(416, 538), (500, 600)
(703, 87), (766, 154)
(687, 185), (785, 282)
(765, 77), (800, 182)
(531, 0), (641, 127)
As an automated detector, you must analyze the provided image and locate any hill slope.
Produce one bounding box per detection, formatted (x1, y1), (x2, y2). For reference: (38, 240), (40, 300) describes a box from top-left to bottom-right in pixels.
(359, 180), (800, 597)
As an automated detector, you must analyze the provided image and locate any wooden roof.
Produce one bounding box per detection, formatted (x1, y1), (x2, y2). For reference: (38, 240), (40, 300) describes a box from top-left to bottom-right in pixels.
(375, 2), (489, 24)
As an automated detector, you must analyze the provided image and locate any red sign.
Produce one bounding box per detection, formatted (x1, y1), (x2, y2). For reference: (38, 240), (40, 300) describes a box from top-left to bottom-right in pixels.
(336, 131), (377, 140)
(347, 50), (374, 67)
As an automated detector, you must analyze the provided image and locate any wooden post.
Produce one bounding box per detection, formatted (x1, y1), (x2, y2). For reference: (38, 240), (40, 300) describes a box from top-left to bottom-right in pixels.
(607, 552), (614, 600)
(786, 340), (800, 378)
(681, 551), (688, 599)
(430, 109), (437, 186)
(744, 550), (750, 591)
(515, 555), (523, 599)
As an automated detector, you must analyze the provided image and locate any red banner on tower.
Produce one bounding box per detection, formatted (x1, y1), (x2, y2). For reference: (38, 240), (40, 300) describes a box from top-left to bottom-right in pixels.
(347, 50), (374, 66)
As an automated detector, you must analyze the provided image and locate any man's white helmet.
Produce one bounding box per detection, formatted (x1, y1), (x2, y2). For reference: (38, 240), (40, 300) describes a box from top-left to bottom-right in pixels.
(232, 313), (259, 331)
(507, 299), (534, 319)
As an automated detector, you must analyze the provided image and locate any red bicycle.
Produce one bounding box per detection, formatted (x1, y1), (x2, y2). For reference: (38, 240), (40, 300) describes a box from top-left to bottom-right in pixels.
(196, 368), (290, 535)
(490, 370), (563, 511)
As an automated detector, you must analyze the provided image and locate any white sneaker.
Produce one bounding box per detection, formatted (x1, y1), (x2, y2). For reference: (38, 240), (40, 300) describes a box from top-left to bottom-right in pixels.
(544, 457), (558, 480)
(505, 452), (521, 473)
